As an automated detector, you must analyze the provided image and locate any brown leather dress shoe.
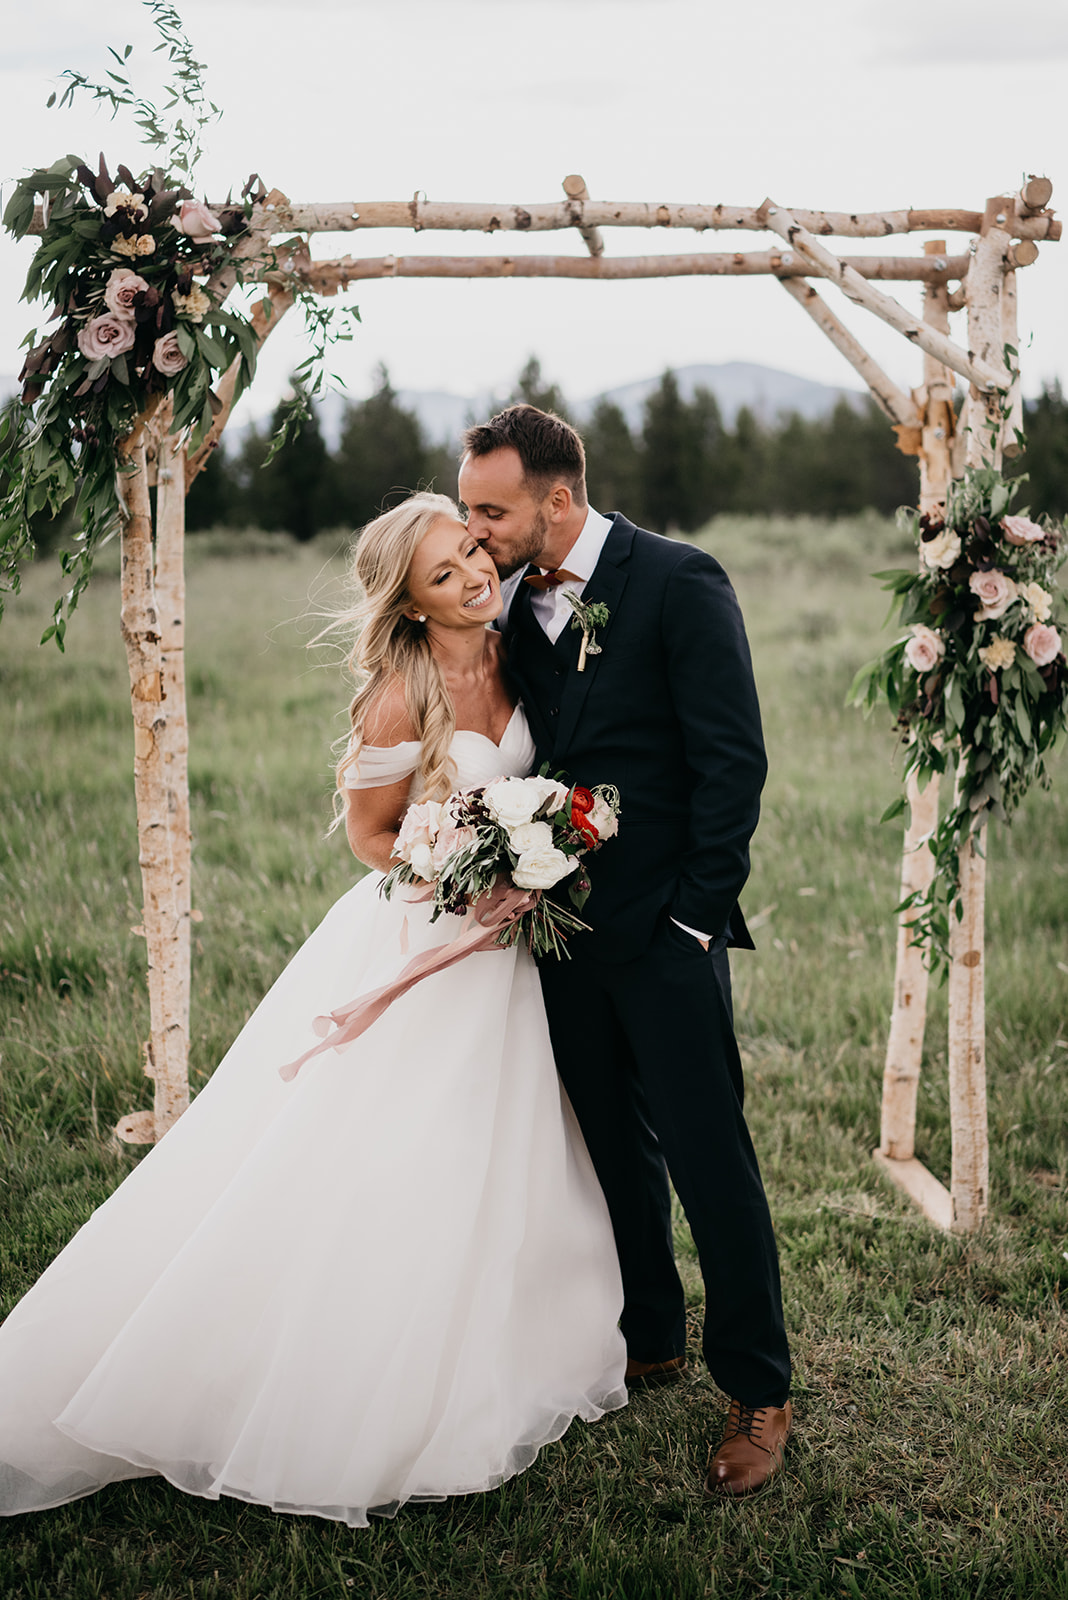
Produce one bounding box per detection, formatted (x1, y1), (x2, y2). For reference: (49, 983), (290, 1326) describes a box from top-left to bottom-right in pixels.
(704, 1398), (793, 1497)
(624, 1355), (690, 1389)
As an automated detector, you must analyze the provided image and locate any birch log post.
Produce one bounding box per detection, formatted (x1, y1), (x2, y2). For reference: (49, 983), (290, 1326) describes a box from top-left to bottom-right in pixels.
(872, 242), (955, 1223)
(943, 198), (1014, 1231)
(113, 429), (189, 1145)
(562, 175), (605, 258)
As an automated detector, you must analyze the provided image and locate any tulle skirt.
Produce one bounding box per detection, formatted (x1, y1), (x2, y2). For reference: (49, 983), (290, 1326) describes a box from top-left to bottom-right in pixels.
(0, 873), (627, 1524)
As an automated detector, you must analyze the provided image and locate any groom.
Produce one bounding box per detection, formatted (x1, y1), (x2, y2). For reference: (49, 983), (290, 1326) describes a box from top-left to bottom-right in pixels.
(458, 405), (792, 1497)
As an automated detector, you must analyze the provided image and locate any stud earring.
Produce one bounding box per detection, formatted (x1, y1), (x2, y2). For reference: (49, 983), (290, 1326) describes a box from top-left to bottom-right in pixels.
(417, 614), (427, 623)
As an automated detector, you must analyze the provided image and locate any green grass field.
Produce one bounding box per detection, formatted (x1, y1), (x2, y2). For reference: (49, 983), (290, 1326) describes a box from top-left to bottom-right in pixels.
(1, 516), (1066, 1599)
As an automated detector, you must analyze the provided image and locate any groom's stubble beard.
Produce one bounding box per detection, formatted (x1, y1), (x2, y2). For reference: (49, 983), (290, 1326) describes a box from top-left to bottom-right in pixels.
(485, 505), (551, 579)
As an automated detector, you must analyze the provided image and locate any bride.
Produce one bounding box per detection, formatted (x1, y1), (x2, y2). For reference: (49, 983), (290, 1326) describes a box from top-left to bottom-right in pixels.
(0, 492), (627, 1525)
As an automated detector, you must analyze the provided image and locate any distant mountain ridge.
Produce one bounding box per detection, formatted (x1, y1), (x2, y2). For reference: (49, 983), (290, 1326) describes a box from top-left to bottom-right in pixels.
(0, 361), (866, 451)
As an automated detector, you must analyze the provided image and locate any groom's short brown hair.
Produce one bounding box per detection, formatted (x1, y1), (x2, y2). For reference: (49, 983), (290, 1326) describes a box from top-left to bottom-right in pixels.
(461, 405), (587, 506)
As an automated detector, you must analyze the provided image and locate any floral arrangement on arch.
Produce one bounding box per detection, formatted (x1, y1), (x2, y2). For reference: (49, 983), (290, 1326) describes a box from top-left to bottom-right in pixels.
(0, 153), (263, 644)
(850, 465), (1068, 964)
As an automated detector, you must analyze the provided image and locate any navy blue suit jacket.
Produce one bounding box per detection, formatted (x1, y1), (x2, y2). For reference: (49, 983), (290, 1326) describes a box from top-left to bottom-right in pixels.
(506, 514), (766, 964)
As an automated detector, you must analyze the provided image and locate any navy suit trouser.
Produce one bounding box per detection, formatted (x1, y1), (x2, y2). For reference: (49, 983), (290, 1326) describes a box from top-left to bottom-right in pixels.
(538, 915), (791, 1409)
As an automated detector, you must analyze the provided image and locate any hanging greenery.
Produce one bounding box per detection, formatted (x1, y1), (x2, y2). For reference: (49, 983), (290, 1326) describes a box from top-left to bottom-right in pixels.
(850, 465), (1068, 965)
(0, 1), (357, 648)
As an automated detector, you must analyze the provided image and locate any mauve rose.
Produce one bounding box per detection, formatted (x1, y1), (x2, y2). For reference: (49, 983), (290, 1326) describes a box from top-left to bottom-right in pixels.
(904, 624), (945, 674)
(969, 568), (1017, 621)
(150, 331), (189, 376)
(103, 268), (149, 317)
(175, 199), (222, 243)
(1001, 514), (1045, 546)
(1023, 623), (1062, 667)
(77, 314), (137, 362)
(394, 799), (443, 861)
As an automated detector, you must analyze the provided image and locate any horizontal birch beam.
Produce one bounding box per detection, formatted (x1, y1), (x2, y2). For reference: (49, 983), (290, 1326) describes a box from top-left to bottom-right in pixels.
(258, 198), (1061, 241)
(778, 277), (921, 428)
(757, 199), (1009, 394)
(298, 250), (970, 292)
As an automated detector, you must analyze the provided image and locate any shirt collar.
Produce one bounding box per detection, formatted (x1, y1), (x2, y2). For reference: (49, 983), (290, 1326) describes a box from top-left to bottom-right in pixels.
(541, 505), (612, 582)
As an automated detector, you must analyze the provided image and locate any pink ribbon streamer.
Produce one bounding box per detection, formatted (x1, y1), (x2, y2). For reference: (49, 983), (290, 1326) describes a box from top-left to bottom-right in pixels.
(279, 881), (536, 1081)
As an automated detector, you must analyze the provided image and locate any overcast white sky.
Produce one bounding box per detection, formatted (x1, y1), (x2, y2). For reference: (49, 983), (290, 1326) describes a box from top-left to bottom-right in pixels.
(2, 0), (1066, 425)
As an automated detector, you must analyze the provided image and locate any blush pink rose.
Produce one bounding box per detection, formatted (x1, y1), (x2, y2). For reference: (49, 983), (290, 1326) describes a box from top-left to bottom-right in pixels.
(431, 824), (477, 871)
(1001, 514), (1045, 546)
(1023, 623), (1062, 667)
(77, 313), (137, 361)
(150, 331), (189, 376)
(904, 624), (945, 674)
(969, 568), (1017, 621)
(175, 199), (222, 243)
(103, 268), (149, 317)
(394, 799), (443, 860)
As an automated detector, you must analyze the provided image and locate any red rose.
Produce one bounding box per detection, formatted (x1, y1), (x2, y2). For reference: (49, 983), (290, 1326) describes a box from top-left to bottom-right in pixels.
(570, 787), (598, 842)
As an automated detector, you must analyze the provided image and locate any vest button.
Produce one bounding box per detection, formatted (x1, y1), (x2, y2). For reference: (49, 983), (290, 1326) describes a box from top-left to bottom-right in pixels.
(549, 707), (559, 717)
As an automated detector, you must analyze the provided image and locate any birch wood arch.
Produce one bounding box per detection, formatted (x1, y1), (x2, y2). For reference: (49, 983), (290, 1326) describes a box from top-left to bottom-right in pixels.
(30, 174), (1059, 1233)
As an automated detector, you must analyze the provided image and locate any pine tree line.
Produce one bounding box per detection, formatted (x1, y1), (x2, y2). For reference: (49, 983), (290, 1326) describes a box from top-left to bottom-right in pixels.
(184, 356), (1068, 538)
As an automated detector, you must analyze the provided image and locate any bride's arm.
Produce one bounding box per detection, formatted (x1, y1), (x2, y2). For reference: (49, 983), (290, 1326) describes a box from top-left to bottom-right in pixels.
(345, 778), (413, 873)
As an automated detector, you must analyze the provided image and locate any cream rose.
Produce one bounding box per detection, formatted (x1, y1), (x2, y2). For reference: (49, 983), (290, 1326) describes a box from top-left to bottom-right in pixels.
(1019, 580), (1053, 623)
(77, 313), (137, 362)
(587, 794), (619, 841)
(175, 199), (222, 243)
(408, 842), (436, 882)
(1023, 623), (1062, 667)
(172, 285), (212, 324)
(111, 233), (156, 259)
(921, 528), (961, 570)
(103, 268), (148, 317)
(904, 624), (945, 674)
(978, 637), (1015, 672)
(150, 332), (189, 376)
(512, 844), (578, 891)
(969, 568), (1017, 621)
(508, 820), (554, 855)
(1001, 514), (1045, 547)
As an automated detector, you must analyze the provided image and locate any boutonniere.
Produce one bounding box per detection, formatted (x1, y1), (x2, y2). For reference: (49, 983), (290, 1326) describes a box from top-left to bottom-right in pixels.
(562, 592), (610, 671)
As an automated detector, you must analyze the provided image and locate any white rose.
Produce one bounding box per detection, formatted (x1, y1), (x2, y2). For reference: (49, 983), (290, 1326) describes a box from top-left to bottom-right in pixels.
(508, 819), (554, 854)
(921, 528), (961, 570)
(512, 845), (578, 891)
(408, 842), (436, 882)
(526, 776), (570, 813)
(588, 795), (619, 840)
(484, 777), (551, 830)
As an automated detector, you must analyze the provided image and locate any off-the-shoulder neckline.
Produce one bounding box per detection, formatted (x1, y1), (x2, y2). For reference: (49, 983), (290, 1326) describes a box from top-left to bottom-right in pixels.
(362, 703), (524, 757)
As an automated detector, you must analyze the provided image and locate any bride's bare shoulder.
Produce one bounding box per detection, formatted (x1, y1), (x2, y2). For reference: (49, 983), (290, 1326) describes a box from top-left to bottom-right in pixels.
(360, 680), (416, 748)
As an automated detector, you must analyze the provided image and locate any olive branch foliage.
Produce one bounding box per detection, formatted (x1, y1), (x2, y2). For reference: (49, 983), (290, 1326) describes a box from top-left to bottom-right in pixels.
(0, 0), (359, 648)
(849, 462), (1068, 972)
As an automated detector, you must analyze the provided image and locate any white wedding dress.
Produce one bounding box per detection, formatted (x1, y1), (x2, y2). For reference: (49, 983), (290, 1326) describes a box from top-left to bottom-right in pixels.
(0, 706), (627, 1525)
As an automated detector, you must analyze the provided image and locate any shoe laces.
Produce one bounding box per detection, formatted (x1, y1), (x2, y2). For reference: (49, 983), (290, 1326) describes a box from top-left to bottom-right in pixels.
(727, 1402), (764, 1444)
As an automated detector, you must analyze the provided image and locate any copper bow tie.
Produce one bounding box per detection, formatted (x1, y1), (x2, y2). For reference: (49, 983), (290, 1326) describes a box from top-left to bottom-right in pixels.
(524, 568), (582, 592)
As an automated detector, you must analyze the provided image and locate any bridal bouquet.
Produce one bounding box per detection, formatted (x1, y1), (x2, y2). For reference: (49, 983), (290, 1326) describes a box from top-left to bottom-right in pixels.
(382, 774), (621, 959)
(279, 776), (620, 1078)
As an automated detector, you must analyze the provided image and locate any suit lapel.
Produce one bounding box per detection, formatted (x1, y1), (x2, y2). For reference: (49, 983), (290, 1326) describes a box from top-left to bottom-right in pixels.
(552, 516), (633, 758)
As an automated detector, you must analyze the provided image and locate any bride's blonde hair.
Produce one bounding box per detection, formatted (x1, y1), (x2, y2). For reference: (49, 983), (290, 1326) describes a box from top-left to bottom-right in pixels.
(334, 492), (461, 808)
